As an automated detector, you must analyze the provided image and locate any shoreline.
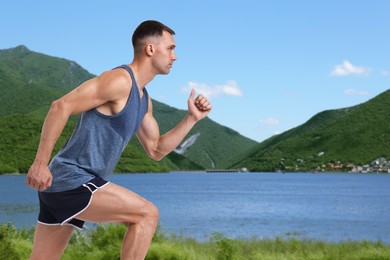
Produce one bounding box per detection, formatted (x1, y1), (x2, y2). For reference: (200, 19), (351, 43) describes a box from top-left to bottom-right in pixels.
(2, 170), (390, 175)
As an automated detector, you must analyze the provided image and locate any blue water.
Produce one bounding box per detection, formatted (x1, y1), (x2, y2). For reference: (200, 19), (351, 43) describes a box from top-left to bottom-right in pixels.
(1, 172), (389, 243)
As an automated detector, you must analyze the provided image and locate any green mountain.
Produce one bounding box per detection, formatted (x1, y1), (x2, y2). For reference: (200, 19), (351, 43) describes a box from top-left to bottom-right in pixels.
(230, 89), (390, 172)
(0, 45), (95, 117)
(0, 45), (257, 174)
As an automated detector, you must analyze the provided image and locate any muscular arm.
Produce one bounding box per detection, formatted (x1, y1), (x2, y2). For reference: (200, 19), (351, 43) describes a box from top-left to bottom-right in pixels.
(136, 89), (212, 161)
(26, 70), (131, 191)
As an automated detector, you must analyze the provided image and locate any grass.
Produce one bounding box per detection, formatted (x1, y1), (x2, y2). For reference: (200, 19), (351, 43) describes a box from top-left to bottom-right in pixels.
(1, 222), (390, 260)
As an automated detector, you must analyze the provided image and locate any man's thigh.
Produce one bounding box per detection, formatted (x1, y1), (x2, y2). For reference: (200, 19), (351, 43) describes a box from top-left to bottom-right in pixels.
(76, 182), (155, 224)
(31, 223), (74, 259)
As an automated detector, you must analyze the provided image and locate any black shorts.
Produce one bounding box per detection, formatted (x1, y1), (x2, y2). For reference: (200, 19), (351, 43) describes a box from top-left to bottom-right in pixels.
(38, 176), (109, 229)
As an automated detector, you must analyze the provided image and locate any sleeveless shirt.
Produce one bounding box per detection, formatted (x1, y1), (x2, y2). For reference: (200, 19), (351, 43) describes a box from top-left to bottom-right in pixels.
(45, 65), (149, 192)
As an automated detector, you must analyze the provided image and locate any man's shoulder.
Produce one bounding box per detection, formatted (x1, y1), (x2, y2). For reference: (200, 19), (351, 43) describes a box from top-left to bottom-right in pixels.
(97, 67), (133, 87)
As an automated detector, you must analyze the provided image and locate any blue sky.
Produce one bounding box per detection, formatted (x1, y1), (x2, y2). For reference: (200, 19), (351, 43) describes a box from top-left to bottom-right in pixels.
(1, 1), (389, 142)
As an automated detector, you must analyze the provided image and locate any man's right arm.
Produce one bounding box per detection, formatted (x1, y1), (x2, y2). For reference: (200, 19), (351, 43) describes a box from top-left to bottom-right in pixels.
(25, 99), (73, 191)
(25, 70), (131, 191)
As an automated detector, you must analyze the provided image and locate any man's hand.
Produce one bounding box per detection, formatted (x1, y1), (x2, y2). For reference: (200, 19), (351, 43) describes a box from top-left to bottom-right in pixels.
(26, 161), (52, 191)
(188, 89), (212, 121)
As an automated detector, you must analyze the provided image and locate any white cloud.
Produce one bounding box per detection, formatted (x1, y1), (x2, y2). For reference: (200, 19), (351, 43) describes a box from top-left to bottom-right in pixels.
(182, 80), (243, 99)
(330, 60), (370, 76)
(259, 117), (280, 125)
(344, 88), (369, 96)
(381, 69), (389, 77)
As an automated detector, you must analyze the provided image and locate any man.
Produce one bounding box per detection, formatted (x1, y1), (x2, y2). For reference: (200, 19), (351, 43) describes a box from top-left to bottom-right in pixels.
(26, 20), (212, 259)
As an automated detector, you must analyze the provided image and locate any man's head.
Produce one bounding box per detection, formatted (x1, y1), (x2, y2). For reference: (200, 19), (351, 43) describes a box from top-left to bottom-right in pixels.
(132, 20), (175, 55)
(132, 20), (176, 74)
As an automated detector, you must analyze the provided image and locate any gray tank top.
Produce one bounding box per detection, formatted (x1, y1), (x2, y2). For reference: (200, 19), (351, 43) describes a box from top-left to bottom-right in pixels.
(45, 65), (149, 192)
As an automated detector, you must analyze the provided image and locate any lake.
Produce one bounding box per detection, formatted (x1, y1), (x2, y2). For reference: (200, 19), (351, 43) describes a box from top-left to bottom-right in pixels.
(1, 172), (389, 243)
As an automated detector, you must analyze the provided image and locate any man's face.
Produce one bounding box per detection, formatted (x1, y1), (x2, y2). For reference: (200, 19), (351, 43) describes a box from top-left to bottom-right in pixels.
(151, 31), (177, 75)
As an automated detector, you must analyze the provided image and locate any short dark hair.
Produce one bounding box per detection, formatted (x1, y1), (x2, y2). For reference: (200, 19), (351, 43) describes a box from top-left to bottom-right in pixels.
(132, 20), (175, 50)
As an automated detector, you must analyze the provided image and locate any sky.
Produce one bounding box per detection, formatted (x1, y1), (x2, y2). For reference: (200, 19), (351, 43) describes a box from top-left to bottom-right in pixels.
(1, 1), (389, 142)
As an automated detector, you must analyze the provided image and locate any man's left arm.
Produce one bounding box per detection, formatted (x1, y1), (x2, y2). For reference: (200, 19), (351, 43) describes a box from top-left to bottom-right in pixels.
(136, 89), (212, 161)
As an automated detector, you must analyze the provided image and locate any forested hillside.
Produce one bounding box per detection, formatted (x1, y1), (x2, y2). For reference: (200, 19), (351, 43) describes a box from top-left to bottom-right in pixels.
(230, 89), (390, 172)
(0, 45), (257, 173)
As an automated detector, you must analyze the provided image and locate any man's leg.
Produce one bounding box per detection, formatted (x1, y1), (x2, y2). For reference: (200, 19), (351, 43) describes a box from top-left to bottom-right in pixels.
(30, 223), (74, 260)
(76, 182), (159, 260)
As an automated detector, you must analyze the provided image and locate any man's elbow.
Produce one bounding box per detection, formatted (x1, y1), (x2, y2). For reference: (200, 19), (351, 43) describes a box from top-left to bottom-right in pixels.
(50, 98), (71, 116)
(50, 99), (64, 112)
(146, 148), (166, 161)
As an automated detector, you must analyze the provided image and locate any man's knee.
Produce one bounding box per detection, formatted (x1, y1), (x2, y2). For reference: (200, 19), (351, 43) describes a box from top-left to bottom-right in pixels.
(143, 201), (159, 225)
(132, 201), (159, 228)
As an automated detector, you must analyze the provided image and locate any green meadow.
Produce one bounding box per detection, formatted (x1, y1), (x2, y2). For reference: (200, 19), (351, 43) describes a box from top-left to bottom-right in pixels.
(2, 223), (389, 260)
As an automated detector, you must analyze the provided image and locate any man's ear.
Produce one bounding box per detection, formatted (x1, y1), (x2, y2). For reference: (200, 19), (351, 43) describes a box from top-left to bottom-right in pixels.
(145, 44), (153, 56)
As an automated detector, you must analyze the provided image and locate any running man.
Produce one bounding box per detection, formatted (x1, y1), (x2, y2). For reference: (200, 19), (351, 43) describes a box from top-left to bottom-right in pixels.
(26, 20), (212, 259)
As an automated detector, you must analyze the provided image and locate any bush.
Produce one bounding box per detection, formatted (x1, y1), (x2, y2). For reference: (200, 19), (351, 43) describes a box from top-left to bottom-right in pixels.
(0, 223), (33, 259)
(211, 232), (237, 260)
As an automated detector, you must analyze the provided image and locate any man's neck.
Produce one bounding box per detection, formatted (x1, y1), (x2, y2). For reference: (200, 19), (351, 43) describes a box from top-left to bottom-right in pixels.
(129, 61), (155, 90)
